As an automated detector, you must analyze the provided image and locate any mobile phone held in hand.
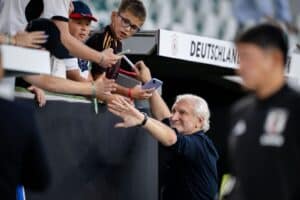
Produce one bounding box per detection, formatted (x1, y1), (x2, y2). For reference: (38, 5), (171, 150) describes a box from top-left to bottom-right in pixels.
(106, 50), (127, 79)
(142, 78), (163, 90)
(106, 63), (120, 79)
(122, 55), (137, 70)
(117, 49), (130, 56)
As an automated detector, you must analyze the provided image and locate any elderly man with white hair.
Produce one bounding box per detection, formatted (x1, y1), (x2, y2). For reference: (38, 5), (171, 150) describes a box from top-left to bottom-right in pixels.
(108, 61), (219, 200)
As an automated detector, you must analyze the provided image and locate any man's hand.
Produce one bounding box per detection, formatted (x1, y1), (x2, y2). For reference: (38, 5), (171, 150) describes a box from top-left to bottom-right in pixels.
(102, 93), (129, 105)
(27, 86), (46, 107)
(94, 72), (117, 99)
(131, 85), (155, 100)
(107, 96), (144, 128)
(14, 31), (48, 49)
(134, 61), (152, 83)
(99, 48), (122, 68)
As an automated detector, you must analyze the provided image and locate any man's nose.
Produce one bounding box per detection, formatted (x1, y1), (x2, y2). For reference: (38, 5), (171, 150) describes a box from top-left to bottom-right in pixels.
(171, 112), (179, 121)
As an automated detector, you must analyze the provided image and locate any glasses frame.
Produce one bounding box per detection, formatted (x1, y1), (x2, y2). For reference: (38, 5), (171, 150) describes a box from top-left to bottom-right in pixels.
(117, 12), (141, 33)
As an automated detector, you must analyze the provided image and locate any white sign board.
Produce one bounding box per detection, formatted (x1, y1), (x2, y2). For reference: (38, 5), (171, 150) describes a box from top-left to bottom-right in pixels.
(158, 29), (239, 69)
(0, 45), (50, 75)
(288, 51), (300, 78)
(286, 51), (300, 85)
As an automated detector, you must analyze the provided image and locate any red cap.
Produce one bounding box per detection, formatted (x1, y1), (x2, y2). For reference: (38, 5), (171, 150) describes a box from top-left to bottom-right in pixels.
(69, 1), (97, 22)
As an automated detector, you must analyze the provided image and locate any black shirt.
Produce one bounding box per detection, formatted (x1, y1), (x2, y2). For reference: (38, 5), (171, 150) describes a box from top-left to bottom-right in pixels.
(0, 98), (50, 200)
(160, 119), (219, 200)
(229, 84), (300, 200)
(86, 26), (122, 79)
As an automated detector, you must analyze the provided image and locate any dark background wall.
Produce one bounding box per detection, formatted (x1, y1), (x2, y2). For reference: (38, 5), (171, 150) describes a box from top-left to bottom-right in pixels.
(16, 98), (158, 200)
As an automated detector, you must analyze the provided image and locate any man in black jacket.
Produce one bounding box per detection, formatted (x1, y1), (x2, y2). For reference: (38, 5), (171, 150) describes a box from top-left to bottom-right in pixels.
(228, 24), (300, 200)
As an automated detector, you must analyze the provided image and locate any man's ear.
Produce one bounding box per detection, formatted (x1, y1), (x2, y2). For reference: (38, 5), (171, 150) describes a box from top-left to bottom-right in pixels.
(272, 49), (285, 69)
(197, 116), (204, 127)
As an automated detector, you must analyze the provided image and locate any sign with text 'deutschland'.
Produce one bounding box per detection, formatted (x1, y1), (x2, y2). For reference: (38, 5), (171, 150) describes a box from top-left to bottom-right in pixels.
(158, 29), (239, 69)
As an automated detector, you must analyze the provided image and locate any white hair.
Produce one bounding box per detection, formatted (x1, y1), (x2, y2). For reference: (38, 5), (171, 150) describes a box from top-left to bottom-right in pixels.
(175, 94), (210, 132)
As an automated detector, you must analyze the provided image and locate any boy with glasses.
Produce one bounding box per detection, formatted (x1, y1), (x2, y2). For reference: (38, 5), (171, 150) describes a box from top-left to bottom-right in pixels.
(86, 0), (154, 102)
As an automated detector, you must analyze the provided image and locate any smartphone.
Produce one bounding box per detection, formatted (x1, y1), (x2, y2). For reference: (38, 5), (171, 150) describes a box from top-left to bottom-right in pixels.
(106, 50), (130, 79)
(117, 49), (131, 56)
(142, 78), (163, 90)
(106, 64), (120, 79)
(122, 55), (137, 70)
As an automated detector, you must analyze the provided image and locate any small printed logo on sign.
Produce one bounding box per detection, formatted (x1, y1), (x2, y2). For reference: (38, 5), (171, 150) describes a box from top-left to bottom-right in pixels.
(260, 108), (289, 147)
(232, 120), (246, 136)
(171, 34), (178, 56)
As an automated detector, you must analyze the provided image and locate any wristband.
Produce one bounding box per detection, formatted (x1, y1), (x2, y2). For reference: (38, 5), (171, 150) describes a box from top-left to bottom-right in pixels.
(6, 35), (15, 45)
(138, 112), (148, 127)
(99, 54), (104, 66)
(91, 81), (97, 98)
(91, 82), (98, 114)
(128, 88), (132, 99)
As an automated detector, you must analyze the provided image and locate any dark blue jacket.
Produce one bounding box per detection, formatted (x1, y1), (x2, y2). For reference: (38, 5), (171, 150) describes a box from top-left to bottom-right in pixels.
(160, 119), (219, 200)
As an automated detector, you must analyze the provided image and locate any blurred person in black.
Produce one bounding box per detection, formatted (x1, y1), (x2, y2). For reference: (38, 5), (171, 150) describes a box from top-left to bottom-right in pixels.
(228, 24), (300, 200)
(0, 52), (50, 199)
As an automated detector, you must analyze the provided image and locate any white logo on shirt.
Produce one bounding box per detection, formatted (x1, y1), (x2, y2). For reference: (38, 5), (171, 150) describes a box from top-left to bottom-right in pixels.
(232, 120), (246, 136)
(260, 108), (289, 147)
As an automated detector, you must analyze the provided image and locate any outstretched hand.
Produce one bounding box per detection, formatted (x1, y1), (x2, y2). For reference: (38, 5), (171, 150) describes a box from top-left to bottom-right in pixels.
(94, 72), (117, 99)
(108, 96), (144, 128)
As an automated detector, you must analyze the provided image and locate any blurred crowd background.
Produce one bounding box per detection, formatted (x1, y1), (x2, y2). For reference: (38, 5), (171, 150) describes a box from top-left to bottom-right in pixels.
(87, 0), (300, 46)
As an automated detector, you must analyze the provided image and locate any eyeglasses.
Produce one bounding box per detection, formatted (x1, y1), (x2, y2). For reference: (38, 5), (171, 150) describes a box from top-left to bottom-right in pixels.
(117, 13), (141, 32)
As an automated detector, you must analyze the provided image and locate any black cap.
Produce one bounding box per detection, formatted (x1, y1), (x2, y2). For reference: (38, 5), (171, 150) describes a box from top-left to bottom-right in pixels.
(235, 23), (289, 64)
(26, 18), (72, 59)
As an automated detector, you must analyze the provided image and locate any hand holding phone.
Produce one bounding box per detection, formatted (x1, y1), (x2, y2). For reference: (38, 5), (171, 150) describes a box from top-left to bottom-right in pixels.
(142, 78), (163, 90)
(117, 49), (138, 71)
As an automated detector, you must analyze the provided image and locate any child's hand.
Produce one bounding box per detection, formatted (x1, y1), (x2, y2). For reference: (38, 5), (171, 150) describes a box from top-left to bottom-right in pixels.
(131, 85), (155, 100)
(94, 72), (117, 99)
(28, 86), (46, 107)
(134, 61), (152, 83)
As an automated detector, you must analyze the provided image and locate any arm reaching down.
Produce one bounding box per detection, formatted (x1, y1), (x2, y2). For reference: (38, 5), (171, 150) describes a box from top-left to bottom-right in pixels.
(23, 73), (116, 100)
(115, 84), (154, 100)
(53, 20), (121, 67)
(0, 31), (47, 48)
